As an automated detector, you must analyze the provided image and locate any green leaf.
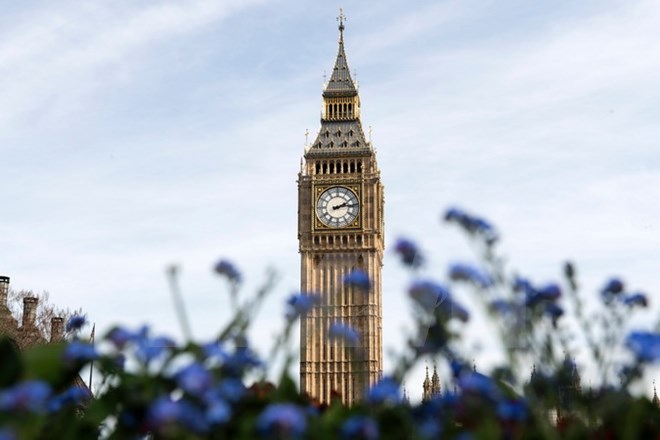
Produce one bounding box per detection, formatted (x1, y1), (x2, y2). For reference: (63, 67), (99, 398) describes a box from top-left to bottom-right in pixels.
(275, 370), (300, 402)
(0, 336), (23, 387)
(22, 342), (79, 389)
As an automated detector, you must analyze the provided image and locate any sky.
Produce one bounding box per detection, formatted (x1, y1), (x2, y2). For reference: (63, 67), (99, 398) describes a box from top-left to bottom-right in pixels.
(1, 0), (660, 401)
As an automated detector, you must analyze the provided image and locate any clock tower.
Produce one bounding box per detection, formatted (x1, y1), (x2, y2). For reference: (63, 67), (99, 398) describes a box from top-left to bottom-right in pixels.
(298, 12), (384, 406)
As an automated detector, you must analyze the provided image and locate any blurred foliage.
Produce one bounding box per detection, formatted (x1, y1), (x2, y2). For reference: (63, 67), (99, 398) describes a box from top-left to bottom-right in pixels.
(1, 208), (659, 439)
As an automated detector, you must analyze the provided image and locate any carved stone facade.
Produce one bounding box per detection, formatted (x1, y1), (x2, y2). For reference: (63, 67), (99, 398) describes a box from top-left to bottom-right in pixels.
(298, 15), (384, 406)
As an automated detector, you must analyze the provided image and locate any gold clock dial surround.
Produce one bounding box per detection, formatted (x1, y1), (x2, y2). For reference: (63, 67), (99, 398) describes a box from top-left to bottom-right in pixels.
(315, 186), (359, 228)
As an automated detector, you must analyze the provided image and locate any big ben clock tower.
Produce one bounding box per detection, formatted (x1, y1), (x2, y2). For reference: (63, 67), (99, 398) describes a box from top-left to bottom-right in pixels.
(298, 11), (384, 406)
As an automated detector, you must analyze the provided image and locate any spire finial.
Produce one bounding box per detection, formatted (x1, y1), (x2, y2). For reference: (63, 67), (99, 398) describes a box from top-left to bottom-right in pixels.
(337, 8), (346, 39)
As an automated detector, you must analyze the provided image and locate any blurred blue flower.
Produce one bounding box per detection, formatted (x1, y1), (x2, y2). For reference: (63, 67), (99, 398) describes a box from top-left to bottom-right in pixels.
(202, 340), (228, 360)
(63, 341), (99, 365)
(65, 315), (87, 332)
(176, 362), (213, 397)
(393, 237), (424, 268)
(113, 353), (126, 371)
(343, 269), (371, 290)
(106, 326), (136, 349)
(544, 302), (564, 325)
(448, 263), (493, 288)
(206, 398), (231, 425)
(450, 359), (471, 380)
(513, 277), (534, 296)
(213, 259), (242, 283)
(340, 415), (379, 440)
(625, 331), (660, 362)
(601, 277), (624, 303)
(147, 396), (209, 434)
(489, 299), (515, 315)
(0, 428), (17, 440)
(216, 378), (245, 402)
(408, 280), (449, 311)
(623, 293), (648, 308)
(135, 335), (176, 364)
(538, 283), (561, 300)
(285, 292), (320, 321)
(497, 398), (528, 421)
(257, 403), (307, 439)
(0, 381), (51, 413)
(417, 418), (442, 439)
(146, 396), (179, 427)
(525, 283), (561, 307)
(222, 346), (262, 377)
(441, 299), (470, 322)
(602, 277), (624, 294)
(366, 376), (400, 405)
(444, 207), (498, 244)
(458, 372), (501, 402)
(48, 386), (91, 413)
(328, 322), (360, 346)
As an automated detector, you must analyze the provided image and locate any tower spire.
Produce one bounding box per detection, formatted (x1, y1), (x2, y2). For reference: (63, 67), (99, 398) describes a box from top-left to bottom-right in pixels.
(307, 10), (369, 158)
(324, 9), (357, 97)
(337, 8), (346, 39)
(431, 363), (441, 397)
(422, 365), (431, 402)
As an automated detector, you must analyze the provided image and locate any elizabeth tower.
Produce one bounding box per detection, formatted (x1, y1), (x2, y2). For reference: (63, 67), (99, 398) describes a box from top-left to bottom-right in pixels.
(298, 13), (384, 406)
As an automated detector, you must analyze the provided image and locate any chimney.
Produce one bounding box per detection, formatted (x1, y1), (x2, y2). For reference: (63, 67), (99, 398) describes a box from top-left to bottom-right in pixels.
(0, 276), (9, 308)
(22, 296), (38, 328)
(50, 317), (64, 342)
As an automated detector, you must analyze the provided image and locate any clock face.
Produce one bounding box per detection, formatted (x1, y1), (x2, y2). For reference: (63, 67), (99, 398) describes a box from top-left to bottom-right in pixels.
(316, 186), (359, 228)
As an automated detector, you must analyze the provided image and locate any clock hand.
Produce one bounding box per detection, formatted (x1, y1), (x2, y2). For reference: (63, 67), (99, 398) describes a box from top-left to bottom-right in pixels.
(331, 202), (356, 210)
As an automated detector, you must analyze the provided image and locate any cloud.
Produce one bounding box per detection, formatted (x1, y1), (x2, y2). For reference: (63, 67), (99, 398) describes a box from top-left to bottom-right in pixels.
(0, 0), (267, 130)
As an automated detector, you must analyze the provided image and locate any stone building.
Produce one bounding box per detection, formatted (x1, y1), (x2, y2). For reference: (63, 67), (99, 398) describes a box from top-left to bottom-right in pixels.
(0, 275), (66, 350)
(1, 275), (91, 401)
(298, 11), (384, 406)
